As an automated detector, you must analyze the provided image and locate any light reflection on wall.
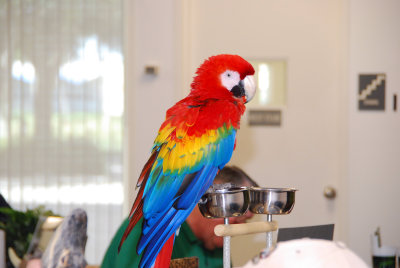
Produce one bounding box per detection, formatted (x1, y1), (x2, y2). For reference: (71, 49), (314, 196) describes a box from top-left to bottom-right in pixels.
(258, 63), (270, 105)
(249, 60), (287, 108)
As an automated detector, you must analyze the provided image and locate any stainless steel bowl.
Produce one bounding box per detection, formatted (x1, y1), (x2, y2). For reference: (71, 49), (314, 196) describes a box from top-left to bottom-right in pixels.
(249, 187), (297, 215)
(198, 187), (250, 218)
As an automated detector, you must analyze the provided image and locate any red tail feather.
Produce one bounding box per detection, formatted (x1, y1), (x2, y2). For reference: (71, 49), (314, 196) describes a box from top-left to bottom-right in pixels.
(118, 151), (158, 252)
(154, 234), (175, 268)
(118, 198), (144, 252)
(128, 185), (144, 218)
(137, 150), (158, 188)
(119, 165), (150, 252)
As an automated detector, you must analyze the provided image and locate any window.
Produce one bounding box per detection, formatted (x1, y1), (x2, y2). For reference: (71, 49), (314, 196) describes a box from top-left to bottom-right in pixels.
(248, 60), (287, 108)
(0, 0), (124, 264)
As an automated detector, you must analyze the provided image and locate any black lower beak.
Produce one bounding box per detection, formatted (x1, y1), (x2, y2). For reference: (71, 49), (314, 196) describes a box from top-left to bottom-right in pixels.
(231, 80), (245, 98)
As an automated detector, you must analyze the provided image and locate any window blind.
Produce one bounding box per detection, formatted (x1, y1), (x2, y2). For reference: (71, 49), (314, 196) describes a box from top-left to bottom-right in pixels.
(0, 0), (124, 264)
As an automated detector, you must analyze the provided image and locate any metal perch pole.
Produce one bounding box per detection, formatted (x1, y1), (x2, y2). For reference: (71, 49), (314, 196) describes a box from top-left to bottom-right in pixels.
(223, 218), (231, 268)
(266, 214), (273, 250)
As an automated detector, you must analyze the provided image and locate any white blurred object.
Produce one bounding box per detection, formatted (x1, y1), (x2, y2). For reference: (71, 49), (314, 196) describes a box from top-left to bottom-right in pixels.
(0, 230), (5, 268)
(241, 238), (368, 268)
(372, 244), (396, 257)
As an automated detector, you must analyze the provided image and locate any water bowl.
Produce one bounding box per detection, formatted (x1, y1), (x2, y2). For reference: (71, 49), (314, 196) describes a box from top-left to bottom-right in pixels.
(249, 187), (297, 215)
(198, 186), (250, 219)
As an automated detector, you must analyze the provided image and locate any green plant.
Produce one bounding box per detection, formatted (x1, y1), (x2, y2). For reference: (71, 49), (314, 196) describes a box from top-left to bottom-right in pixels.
(0, 206), (56, 267)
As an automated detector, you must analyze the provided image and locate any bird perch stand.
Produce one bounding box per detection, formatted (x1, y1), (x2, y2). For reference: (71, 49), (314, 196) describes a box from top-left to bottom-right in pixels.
(214, 220), (278, 237)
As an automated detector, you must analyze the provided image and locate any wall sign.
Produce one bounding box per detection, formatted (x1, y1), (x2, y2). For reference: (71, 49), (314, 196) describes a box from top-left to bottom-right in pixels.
(248, 110), (281, 126)
(358, 74), (385, 111)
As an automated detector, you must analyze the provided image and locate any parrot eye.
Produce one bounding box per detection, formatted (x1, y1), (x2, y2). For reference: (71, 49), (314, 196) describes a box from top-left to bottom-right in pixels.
(220, 70), (240, 91)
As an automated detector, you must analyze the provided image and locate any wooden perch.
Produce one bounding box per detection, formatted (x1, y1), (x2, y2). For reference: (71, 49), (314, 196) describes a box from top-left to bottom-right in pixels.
(214, 221), (278, 237)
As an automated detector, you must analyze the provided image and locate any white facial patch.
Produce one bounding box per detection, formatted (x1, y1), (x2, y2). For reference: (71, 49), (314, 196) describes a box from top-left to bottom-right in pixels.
(220, 70), (240, 91)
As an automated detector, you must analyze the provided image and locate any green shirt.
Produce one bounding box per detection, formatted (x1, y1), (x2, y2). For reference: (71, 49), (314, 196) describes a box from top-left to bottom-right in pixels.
(101, 218), (223, 268)
(101, 218), (142, 268)
(172, 221), (223, 268)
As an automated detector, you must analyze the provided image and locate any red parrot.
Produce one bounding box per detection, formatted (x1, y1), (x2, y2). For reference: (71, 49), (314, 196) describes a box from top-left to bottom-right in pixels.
(119, 54), (255, 268)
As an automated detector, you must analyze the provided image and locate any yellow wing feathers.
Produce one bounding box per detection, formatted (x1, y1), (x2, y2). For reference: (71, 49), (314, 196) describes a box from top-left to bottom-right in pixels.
(154, 123), (229, 174)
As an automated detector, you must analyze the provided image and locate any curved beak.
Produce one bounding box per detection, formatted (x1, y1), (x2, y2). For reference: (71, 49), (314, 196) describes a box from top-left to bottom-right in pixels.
(243, 75), (256, 103)
(231, 75), (256, 103)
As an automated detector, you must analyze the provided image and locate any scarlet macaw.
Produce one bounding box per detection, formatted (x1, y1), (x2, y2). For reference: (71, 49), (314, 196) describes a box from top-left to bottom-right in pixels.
(119, 54), (256, 268)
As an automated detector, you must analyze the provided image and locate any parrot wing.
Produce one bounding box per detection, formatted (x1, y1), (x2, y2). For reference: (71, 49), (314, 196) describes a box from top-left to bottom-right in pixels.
(120, 98), (239, 268)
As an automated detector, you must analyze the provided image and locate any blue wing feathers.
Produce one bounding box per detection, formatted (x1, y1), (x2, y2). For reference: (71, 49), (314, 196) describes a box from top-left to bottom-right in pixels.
(143, 174), (181, 216)
(136, 127), (237, 268)
(141, 209), (185, 267)
(174, 165), (217, 209)
(138, 208), (177, 253)
(140, 165), (217, 267)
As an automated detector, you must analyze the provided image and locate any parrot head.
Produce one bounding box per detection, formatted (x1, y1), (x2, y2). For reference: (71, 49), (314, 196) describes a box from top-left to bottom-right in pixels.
(191, 54), (256, 103)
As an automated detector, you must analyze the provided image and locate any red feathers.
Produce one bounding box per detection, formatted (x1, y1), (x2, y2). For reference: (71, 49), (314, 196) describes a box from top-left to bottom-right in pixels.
(191, 54), (255, 93)
(153, 235), (175, 268)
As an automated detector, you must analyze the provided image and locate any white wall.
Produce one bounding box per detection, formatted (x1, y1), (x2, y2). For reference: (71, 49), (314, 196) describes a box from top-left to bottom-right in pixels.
(123, 0), (183, 210)
(348, 0), (400, 263)
(185, 1), (349, 265)
(124, 0), (400, 265)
